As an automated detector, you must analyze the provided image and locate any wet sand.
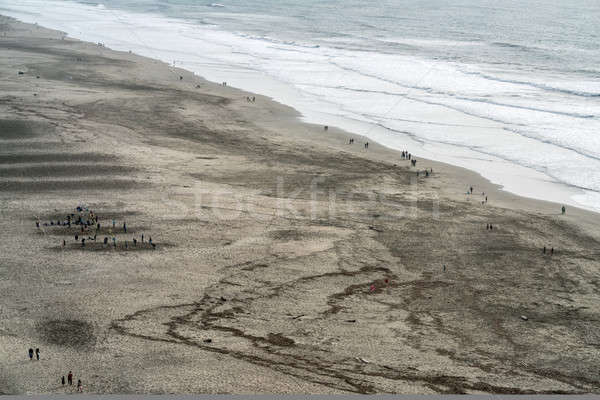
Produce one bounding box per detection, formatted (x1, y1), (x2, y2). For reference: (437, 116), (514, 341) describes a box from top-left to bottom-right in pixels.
(1, 15), (600, 394)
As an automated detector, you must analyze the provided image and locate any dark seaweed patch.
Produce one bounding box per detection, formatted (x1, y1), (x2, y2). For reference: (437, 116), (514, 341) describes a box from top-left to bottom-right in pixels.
(38, 319), (96, 348)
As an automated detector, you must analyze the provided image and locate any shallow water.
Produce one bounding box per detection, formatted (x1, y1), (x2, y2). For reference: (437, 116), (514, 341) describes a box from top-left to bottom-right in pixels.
(2, 0), (599, 211)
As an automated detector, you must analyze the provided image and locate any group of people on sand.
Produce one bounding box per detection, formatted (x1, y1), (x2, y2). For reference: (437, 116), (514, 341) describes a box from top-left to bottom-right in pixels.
(28, 347), (40, 360)
(37, 205), (156, 250)
(347, 138), (369, 149)
(399, 151), (419, 168)
(28, 349), (82, 391)
(542, 246), (556, 255)
(415, 167), (433, 178)
(61, 371), (83, 392)
(465, 185), (489, 205)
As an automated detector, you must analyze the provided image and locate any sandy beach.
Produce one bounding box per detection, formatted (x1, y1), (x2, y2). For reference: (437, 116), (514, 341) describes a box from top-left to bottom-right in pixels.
(1, 16), (600, 394)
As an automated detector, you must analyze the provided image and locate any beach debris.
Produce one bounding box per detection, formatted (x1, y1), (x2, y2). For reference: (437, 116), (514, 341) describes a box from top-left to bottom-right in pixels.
(369, 284), (376, 292)
(18, 71), (24, 75)
(521, 315), (528, 321)
(368, 226), (383, 233)
(220, 296), (227, 302)
(345, 319), (356, 323)
(291, 314), (305, 320)
(203, 338), (212, 343)
(356, 357), (370, 364)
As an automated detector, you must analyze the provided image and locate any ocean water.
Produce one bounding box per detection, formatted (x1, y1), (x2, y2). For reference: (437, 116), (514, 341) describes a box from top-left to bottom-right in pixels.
(2, 0), (600, 211)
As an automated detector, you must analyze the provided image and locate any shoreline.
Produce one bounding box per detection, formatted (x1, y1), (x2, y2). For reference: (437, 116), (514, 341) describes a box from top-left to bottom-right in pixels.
(2, 15), (600, 394)
(5, 14), (589, 220)
(0, 2), (596, 214)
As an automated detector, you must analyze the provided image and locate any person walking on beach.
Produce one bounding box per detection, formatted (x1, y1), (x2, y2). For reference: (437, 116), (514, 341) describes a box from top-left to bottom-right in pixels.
(543, 246), (546, 254)
(562, 205), (566, 215)
(67, 371), (73, 385)
(77, 379), (83, 392)
(551, 247), (554, 255)
(28, 348), (33, 360)
(123, 222), (127, 233)
(35, 348), (40, 360)
(62, 376), (65, 386)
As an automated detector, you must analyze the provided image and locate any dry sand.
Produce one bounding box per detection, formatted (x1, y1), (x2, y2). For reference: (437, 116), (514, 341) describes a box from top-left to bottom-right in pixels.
(1, 16), (600, 394)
